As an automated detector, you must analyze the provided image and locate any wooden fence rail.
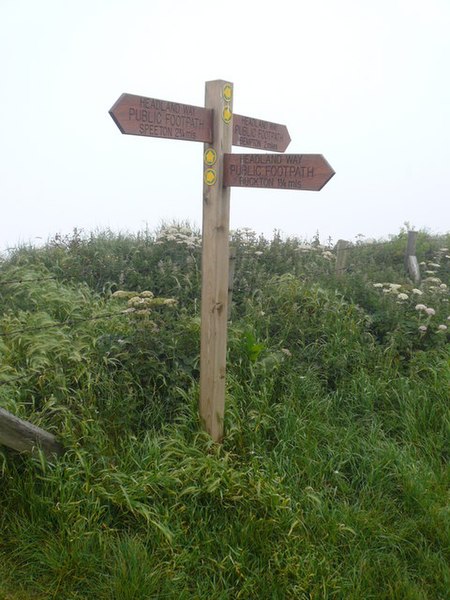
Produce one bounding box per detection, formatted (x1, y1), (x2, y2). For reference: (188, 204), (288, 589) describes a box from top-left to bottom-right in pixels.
(0, 407), (64, 458)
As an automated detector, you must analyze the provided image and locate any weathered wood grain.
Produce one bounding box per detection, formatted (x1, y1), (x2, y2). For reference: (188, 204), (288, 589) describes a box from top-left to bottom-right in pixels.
(0, 407), (64, 458)
(199, 80), (233, 443)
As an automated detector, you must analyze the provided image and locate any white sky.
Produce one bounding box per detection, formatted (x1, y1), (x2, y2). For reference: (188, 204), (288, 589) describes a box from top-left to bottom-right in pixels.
(1, 0), (449, 251)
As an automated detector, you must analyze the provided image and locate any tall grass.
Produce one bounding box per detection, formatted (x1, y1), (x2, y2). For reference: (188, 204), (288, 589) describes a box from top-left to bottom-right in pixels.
(0, 226), (449, 599)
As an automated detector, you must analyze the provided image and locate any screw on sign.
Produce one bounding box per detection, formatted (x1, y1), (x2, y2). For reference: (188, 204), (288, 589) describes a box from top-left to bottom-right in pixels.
(109, 81), (335, 443)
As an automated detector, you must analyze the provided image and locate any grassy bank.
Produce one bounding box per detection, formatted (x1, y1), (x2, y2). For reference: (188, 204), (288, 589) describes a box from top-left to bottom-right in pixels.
(1, 226), (449, 598)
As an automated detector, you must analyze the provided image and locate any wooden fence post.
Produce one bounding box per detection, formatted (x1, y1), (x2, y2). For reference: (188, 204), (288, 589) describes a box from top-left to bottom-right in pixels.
(405, 230), (420, 284)
(228, 247), (236, 321)
(335, 240), (350, 276)
(199, 80), (233, 443)
(0, 407), (64, 458)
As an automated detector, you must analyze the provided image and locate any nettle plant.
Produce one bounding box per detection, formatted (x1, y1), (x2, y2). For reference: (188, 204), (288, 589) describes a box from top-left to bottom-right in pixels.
(371, 246), (450, 348)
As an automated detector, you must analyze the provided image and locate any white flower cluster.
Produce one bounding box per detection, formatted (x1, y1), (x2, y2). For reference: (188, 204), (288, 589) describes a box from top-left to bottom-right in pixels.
(296, 244), (333, 255)
(421, 245), (450, 275)
(111, 289), (177, 318)
(155, 225), (201, 249)
(296, 244), (315, 253)
(321, 250), (335, 261)
(415, 304), (435, 315)
(128, 296), (154, 309)
(373, 282), (408, 301)
(415, 303), (449, 333)
(111, 290), (138, 300)
(230, 228), (258, 246)
(372, 277), (449, 335)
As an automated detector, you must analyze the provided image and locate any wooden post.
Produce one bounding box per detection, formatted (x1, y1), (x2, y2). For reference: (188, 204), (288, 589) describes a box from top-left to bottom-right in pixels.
(228, 247), (236, 321)
(335, 240), (350, 276)
(404, 230), (418, 268)
(405, 230), (420, 284)
(0, 407), (64, 458)
(199, 80), (233, 442)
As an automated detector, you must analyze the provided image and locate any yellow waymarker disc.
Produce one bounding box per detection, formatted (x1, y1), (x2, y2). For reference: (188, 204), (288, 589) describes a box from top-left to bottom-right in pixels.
(204, 168), (217, 186)
(204, 148), (217, 166)
(223, 83), (233, 102)
(222, 106), (232, 124)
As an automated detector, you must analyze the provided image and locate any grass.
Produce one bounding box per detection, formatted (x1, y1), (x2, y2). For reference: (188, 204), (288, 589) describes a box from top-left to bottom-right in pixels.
(0, 225), (449, 598)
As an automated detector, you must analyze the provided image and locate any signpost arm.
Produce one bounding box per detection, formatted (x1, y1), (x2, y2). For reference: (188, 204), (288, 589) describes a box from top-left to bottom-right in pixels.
(199, 80), (233, 442)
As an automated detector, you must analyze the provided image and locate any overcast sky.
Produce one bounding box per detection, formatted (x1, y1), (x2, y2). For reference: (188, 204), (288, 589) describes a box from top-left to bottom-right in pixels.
(1, 0), (449, 251)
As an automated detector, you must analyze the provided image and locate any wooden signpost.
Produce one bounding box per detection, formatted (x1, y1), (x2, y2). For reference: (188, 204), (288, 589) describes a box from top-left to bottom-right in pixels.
(109, 80), (335, 443)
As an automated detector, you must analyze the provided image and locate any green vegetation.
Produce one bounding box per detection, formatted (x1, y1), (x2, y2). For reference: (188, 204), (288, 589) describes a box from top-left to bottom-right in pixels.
(0, 225), (449, 599)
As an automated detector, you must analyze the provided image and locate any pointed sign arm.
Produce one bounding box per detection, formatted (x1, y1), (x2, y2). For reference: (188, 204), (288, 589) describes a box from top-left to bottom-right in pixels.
(232, 114), (291, 152)
(223, 154), (335, 191)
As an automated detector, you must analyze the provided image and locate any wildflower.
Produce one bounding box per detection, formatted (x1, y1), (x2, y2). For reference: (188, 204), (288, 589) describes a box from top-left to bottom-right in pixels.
(254, 251), (263, 256)
(424, 277), (441, 284)
(397, 293), (409, 300)
(439, 283), (448, 290)
(425, 307), (436, 316)
(428, 262), (440, 268)
(389, 283), (402, 290)
(140, 290), (154, 298)
(128, 296), (154, 309)
(373, 283), (383, 288)
(437, 324), (447, 332)
(418, 325), (427, 333)
(163, 298), (177, 306)
(112, 290), (136, 299)
(281, 348), (292, 357)
(415, 304), (427, 311)
(150, 298), (175, 307)
(439, 248), (448, 252)
(412, 289), (423, 295)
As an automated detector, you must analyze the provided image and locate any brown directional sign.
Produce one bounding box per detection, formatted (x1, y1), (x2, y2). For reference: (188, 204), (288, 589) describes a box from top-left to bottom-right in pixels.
(109, 93), (213, 143)
(224, 153), (335, 191)
(232, 114), (290, 152)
